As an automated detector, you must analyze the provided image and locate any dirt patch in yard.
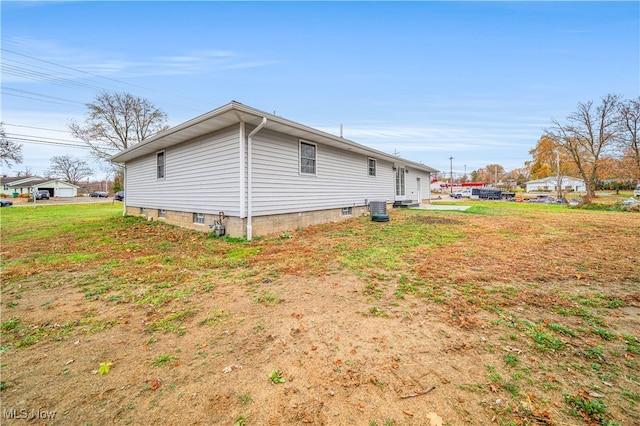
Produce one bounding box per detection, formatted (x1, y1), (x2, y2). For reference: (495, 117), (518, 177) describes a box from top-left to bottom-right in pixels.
(1, 204), (639, 425)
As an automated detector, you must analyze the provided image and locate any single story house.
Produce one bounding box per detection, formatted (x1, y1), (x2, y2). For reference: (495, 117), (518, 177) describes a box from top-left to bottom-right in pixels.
(1, 176), (40, 196)
(110, 101), (437, 239)
(525, 176), (586, 193)
(1, 176), (79, 197)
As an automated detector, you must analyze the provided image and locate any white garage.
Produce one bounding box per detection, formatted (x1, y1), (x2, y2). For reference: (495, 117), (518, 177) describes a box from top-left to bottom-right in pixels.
(56, 187), (76, 197)
(34, 179), (79, 198)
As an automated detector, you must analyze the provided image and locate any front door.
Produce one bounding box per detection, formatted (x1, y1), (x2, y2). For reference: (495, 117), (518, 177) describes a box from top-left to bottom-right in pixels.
(416, 177), (421, 205)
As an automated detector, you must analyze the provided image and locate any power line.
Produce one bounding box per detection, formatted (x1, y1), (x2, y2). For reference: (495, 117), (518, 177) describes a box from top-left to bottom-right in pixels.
(2, 123), (70, 133)
(2, 61), (106, 92)
(5, 132), (85, 145)
(6, 132), (119, 154)
(2, 48), (211, 108)
(1, 48), (150, 93)
(2, 91), (84, 108)
(3, 87), (85, 106)
(6, 137), (90, 149)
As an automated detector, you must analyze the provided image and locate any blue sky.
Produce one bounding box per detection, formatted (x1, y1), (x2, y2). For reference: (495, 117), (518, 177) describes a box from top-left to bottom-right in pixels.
(2, 1), (638, 179)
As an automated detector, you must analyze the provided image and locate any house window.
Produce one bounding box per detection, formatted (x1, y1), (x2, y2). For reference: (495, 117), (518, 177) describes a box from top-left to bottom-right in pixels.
(193, 213), (205, 224)
(368, 158), (377, 177)
(395, 168), (405, 196)
(158, 209), (166, 218)
(140, 207), (146, 215)
(300, 141), (316, 175)
(341, 207), (352, 216)
(157, 151), (165, 179)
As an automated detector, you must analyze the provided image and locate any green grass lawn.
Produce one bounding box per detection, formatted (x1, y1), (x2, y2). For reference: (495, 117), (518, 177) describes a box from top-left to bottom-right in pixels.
(1, 201), (638, 426)
(1, 203), (124, 242)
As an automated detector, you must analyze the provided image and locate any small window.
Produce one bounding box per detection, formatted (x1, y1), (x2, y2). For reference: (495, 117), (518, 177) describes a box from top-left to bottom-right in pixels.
(158, 209), (166, 218)
(341, 207), (352, 216)
(300, 141), (316, 175)
(368, 158), (377, 177)
(140, 207), (146, 215)
(193, 213), (205, 224)
(157, 151), (165, 179)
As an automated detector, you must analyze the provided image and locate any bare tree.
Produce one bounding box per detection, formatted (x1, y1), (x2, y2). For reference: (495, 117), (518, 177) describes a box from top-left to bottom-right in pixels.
(69, 92), (169, 161)
(0, 123), (23, 168)
(46, 155), (93, 185)
(544, 94), (621, 199)
(16, 166), (34, 177)
(617, 97), (640, 184)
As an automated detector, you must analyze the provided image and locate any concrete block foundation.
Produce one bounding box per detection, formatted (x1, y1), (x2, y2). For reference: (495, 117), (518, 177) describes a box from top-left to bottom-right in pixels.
(125, 204), (374, 238)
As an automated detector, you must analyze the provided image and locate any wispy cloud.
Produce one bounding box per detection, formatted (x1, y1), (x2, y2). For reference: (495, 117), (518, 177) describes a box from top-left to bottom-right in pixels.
(2, 37), (277, 81)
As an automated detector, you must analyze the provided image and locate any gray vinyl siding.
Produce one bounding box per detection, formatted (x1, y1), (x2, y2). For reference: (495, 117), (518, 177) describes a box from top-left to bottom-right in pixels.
(125, 124), (430, 219)
(125, 126), (241, 215)
(250, 129), (396, 216)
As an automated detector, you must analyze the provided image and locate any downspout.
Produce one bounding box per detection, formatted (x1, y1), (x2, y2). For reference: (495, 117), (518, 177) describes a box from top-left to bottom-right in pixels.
(122, 165), (127, 216)
(239, 122), (246, 219)
(246, 117), (267, 241)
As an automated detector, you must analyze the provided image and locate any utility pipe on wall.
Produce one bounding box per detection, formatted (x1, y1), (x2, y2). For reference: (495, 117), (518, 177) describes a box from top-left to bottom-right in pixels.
(122, 165), (127, 216)
(239, 122), (245, 219)
(247, 117), (267, 241)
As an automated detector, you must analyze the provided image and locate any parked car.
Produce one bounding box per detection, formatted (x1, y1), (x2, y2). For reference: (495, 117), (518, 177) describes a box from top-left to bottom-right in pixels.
(114, 191), (124, 201)
(90, 191), (109, 198)
(450, 188), (472, 199)
(34, 190), (50, 200)
(0, 199), (13, 207)
(526, 195), (558, 204)
(568, 197), (583, 206)
(634, 185), (640, 198)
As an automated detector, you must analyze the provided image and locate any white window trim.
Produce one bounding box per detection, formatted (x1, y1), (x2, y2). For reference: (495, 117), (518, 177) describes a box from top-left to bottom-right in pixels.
(193, 212), (205, 225)
(156, 151), (166, 180)
(368, 158), (377, 177)
(299, 140), (317, 176)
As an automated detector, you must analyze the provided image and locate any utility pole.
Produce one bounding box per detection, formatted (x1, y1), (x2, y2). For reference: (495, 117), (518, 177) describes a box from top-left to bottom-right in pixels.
(556, 151), (561, 199)
(449, 156), (454, 194)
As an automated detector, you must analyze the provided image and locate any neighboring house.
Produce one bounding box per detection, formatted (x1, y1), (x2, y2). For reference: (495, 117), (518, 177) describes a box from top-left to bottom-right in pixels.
(110, 101), (437, 239)
(525, 176), (586, 193)
(1, 176), (41, 196)
(0, 176), (79, 197)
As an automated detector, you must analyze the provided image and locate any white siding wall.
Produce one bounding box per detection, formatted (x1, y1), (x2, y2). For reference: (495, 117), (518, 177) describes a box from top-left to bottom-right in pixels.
(125, 127), (241, 215)
(250, 129), (396, 216)
(404, 171), (430, 202)
(124, 124), (432, 219)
